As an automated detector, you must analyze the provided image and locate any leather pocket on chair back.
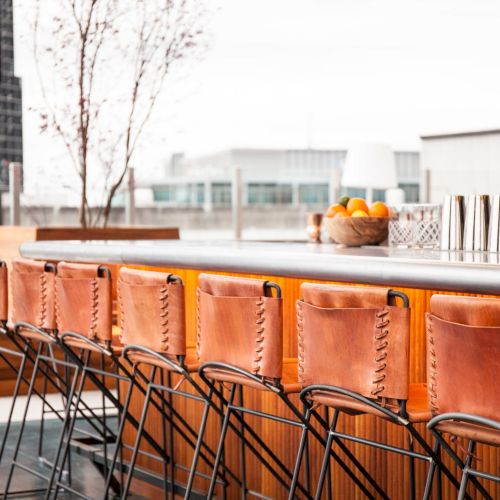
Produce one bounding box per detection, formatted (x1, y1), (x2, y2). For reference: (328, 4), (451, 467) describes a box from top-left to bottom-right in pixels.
(56, 262), (112, 342)
(118, 268), (185, 356)
(0, 264), (7, 323)
(11, 258), (56, 329)
(298, 301), (410, 400)
(426, 312), (500, 420)
(197, 274), (283, 380)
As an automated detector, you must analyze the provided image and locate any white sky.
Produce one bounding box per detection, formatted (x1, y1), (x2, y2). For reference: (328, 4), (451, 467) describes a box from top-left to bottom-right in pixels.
(12, 0), (500, 191)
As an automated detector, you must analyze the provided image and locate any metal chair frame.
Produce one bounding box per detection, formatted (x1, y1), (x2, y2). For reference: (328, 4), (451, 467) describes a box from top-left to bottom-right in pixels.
(290, 290), (478, 500)
(1, 319), (128, 499)
(427, 412), (500, 500)
(43, 331), (179, 500)
(197, 281), (385, 500)
(51, 333), (247, 499)
(108, 344), (234, 500)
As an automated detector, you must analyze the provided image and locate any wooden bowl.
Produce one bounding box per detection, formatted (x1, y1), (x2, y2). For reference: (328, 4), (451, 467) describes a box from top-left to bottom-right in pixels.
(325, 216), (389, 246)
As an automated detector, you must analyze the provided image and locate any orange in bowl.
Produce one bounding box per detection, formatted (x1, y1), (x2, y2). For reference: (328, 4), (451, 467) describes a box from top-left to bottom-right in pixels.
(351, 210), (368, 217)
(325, 203), (347, 218)
(369, 201), (390, 217)
(346, 198), (369, 215)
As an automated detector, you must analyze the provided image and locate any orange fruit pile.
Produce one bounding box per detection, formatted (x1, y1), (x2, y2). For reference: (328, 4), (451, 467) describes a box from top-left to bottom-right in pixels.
(325, 197), (389, 219)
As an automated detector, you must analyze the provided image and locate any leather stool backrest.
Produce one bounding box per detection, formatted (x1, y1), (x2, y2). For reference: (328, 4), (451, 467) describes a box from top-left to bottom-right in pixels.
(197, 273), (283, 379)
(427, 294), (500, 420)
(298, 283), (411, 401)
(56, 262), (112, 342)
(118, 267), (186, 356)
(0, 261), (7, 324)
(11, 258), (56, 330)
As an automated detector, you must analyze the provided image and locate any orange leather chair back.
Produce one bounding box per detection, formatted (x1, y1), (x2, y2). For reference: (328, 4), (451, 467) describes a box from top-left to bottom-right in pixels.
(298, 283), (410, 401)
(11, 258), (56, 330)
(427, 294), (500, 421)
(56, 262), (112, 342)
(197, 273), (283, 380)
(118, 267), (185, 356)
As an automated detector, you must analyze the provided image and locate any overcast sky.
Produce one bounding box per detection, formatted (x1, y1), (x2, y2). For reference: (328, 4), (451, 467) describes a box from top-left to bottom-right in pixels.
(13, 0), (500, 190)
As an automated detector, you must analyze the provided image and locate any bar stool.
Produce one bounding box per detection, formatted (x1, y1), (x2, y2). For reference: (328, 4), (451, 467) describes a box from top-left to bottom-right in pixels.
(2, 258), (83, 497)
(425, 294), (500, 500)
(196, 273), (370, 500)
(0, 259), (28, 465)
(109, 267), (234, 500)
(291, 283), (463, 500)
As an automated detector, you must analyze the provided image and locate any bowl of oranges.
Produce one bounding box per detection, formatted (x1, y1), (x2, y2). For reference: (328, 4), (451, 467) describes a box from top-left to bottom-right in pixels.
(324, 197), (390, 246)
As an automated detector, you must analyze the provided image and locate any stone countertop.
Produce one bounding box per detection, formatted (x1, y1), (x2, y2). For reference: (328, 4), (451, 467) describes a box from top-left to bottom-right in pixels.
(19, 239), (500, 294)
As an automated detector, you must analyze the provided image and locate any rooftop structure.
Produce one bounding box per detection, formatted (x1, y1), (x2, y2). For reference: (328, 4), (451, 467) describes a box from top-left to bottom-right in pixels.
(150, 148), (420, 209)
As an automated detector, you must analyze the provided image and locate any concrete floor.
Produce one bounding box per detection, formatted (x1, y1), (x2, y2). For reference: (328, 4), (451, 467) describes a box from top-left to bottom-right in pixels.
(0, 418), (151, 499)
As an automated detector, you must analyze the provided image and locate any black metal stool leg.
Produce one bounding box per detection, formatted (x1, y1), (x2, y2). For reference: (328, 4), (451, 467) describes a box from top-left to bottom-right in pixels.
(423, 439), (440, 500)
(184, 388), (213, 499)
(103, 376), (134, 500)
(238, 384), (247, 500)
(458, 440), (475, 500)
(45, 357), (84, 500)
(0, 349), (27, 463)
(324, 406), (332, 500)
(288, 404), (311, 500)
(100, 352), (109, 485)
(218, 382), (228, 500)
(166, 370), (175, 500)
(314, 409), (339, 500)
(2, 342), (42, 497)
(121, 382), (154, 499)
(115, 361), (125, 492)
(408, 433), (416, 500)
(207, 384), (236, 499)
(435, 441), (442, 500)
(38, 344), (48, 459)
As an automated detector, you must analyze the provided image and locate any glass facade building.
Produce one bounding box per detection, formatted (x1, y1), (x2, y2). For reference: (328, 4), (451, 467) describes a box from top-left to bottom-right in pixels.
(0, 0), (23, 191)
(152, 149), (420, 209)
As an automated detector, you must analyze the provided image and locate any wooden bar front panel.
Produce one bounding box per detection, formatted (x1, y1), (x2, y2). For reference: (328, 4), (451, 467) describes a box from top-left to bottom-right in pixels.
(121, 266), (499, 499)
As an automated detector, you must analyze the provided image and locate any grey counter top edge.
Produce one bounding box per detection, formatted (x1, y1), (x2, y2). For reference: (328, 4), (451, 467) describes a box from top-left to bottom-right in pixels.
(19, 240), (500, 294)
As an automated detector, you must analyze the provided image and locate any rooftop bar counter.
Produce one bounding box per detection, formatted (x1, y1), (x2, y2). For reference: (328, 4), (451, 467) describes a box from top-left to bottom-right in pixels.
(19, 240), (500, 498)
(20, 239), (500, 294)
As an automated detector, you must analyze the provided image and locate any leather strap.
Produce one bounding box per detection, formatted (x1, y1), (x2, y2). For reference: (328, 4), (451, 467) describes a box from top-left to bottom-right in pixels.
(301, 283), (390, 308)
(0, 263), (7, 322)
(197, 274), (283, 379)
(56, 262), (112, 342)
(11, 258), (56, 330)
(298, 283), (410, 401)
(118, 267), (186, 356)
(431, 294), (500, 326)
(198, 273), (266, 297)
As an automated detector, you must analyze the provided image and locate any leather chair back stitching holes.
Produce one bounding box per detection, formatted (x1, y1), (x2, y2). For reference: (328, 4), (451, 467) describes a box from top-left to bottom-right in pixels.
(293, 283), (465, 500)
(111, 267), (228, 500)
(425, 294), (500, 499)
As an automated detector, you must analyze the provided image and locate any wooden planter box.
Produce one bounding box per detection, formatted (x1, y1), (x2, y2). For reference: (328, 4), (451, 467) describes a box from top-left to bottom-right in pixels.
(0, 225), (179, 396)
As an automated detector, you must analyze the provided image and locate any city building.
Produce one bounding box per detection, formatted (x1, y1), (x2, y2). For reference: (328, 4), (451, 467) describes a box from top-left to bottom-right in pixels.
(0, 0), (23, 191)
(149, 148), (420, 210)
(421, 129), (500, 203)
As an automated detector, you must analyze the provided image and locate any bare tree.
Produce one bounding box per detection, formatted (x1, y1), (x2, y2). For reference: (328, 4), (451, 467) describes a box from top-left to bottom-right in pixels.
(30, 0), (207, 227)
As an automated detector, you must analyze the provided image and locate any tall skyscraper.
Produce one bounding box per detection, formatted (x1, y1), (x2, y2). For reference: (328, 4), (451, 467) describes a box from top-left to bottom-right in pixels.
(0, 0), (23, 191)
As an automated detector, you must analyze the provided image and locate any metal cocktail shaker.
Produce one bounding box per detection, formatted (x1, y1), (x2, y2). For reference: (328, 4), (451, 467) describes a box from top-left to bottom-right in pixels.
(488, 195), (500, 252)
(440, 195), (465, 250)
(464, 194), (490, 251)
